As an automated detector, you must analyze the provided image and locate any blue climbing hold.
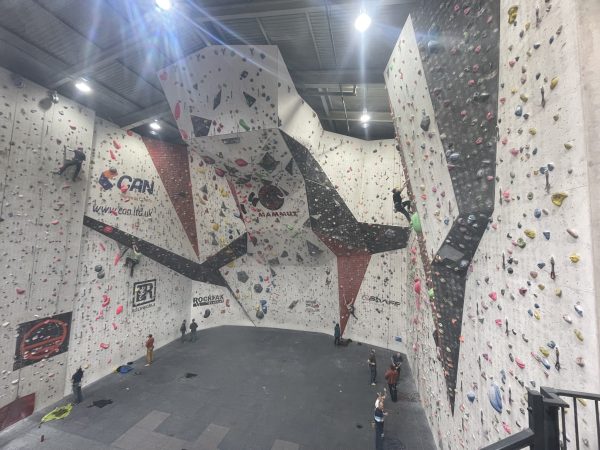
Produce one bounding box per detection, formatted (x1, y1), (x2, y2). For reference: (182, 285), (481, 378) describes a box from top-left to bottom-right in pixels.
(488, 382), (503, 413)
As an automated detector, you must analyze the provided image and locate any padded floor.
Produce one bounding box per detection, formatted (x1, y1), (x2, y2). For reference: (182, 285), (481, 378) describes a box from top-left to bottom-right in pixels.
(0, 326), (436, 450)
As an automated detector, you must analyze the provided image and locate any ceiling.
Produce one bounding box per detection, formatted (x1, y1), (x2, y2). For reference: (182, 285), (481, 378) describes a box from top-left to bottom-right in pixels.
(0, 0), (414, 143)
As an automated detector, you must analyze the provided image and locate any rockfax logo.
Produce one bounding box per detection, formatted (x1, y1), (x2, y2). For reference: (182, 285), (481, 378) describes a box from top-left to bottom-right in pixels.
(99, 168), (155, 194)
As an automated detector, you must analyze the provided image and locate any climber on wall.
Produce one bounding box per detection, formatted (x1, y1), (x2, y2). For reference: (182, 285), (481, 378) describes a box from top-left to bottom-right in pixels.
(123, 243), (142, 277)
(345, 297), (358, 320)
(392, 181), (412, 222)
(53, 147), (86, 181)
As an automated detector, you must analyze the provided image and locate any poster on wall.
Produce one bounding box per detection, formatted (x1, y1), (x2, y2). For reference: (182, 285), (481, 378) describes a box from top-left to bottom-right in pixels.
(13, 312), (73, 370)
(133, 279), (156, 312)
(192, 294), (224, 307)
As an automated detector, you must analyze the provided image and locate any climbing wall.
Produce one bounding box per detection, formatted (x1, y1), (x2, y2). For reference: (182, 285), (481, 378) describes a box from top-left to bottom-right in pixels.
(66, 226), (192, 387)
(158, 44), (411, 346)
(0, 67), (95, 423)
(385, 17), (459, 254)
(189, 281), (250, 328)
(86, 119), (197, 261)
(388, 1), (600, 448)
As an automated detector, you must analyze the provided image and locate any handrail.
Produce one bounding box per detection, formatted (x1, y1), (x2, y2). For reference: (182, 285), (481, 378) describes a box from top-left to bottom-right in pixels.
(480, 429), (534, 450)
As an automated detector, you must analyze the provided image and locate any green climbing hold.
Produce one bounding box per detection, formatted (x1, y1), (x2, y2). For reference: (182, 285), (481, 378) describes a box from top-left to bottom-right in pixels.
(410, 213), (422, 233)
(239, 119), (250, 131)
(428, 288), (435, 299)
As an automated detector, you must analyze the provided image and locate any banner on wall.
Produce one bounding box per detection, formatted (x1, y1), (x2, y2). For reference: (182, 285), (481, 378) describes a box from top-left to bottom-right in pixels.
(192, 294), (224, 307)
(133, 279), (156, 312)
(13, 312), (73, 370)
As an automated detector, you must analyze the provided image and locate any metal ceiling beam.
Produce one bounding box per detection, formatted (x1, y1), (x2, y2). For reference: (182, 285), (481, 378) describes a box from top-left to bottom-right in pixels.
(0, 25), (140, 113)
(323, 111), (392, 123)
(191, 0), (416, 22)
(292, 69), (385, 85)
(255, 18), (272, 45)
(116, 101), (173, 130)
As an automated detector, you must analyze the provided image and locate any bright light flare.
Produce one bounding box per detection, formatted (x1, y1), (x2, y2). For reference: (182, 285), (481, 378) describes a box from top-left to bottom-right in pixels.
(354, 12), (372, 32)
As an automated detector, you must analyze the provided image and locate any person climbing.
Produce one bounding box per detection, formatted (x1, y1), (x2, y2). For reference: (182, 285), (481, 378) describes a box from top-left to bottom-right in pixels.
(71, 367), (84, 404)
(54, 147), (86, 181)
(373, 394), (387, 450)
(345, 297), (358, 320)
(368, 349), (377, 386)
(98, 167), (118, 190)
(334, 323), (341, 346)
(189, 319), (198, 342)
(391, 352), (403, 376)
(392, 181), (412, 222)
(180, 320), (187, 343)
(123, 244), (141, 277)
(384, 364), (399, 402)
(145, 334), (154, 366)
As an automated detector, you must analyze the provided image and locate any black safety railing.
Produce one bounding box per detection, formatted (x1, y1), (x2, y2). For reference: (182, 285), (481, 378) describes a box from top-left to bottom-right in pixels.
(482, 386), (600, 450)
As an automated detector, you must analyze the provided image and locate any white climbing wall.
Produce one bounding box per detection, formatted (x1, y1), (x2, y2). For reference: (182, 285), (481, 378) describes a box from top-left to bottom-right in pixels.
(87, 119), (197, 261)
(388, 2), (600, 448)
(385, 16), (459, 255)
(0, 67), (95, 413)
(66, 226), (192, 387)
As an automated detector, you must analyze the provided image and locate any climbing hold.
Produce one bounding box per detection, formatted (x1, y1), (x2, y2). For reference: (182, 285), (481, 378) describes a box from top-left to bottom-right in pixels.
(564, 143), (573, 150)
(508, 6), (518, 24)
(100, 343), (109, 349)
(16, 288), (26, 295)
(566, 229), (578, 239)
(410, 213), (422, 233)
(116, 305), (123, 315)
(543, 231), (551, 240)
(551, 193), (568, 206)
(467, 392), (476, 403)
(488, 382), (503, 413)
(550, 77), (559, 90)
(524, 229), (536, 239)
(204, 309), (211, 318)
(569, 254), (580, 263)
(574, 330), (584, 342)
(420, 114), (431, 132)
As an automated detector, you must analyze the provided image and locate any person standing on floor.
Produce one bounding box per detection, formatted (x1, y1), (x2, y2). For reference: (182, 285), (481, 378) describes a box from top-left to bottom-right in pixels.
(391, 352), (403, 376)
(180, 320), (187, 343)
(334, 323), (341, 346)
(368, 349), (377, 386)
(190, 319), (198, 342)
(71, 367), (84, 404)
(374, 395), (387, 450)
(145, 334), (154, 366)
(384, 364), (399, 402)
(54, 147), (86, 181)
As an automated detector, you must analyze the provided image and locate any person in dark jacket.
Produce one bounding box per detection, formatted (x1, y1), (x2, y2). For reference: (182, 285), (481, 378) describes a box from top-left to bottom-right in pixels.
(55, 147), (86, 181)
(190, 319), (198, 342)
(392, 181), (412, 222)
(180, 320), (187, 343)
(368, 349), (377, 385)
(71, 367), (84, 404)
(334, 323), (341, 346)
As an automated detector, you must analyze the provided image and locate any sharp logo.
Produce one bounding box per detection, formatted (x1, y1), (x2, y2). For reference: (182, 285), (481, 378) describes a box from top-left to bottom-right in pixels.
(99, 169), (155, 194)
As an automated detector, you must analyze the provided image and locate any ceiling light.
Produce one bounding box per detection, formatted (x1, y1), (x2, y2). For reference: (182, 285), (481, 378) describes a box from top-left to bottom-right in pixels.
(360, 111), (371, 123)
(361, 122), (369, 128)
(150, 130), (158, 135)
(354, 12), (372, 32)
(155, 0), (172, 11)
(149, 121), (161, 131)
(74, 78), (91, 93)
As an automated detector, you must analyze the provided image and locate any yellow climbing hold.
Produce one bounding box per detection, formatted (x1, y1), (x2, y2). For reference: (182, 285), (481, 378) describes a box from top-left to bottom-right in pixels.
(539, 347), (550, 357)
(519, 93), (529, 103)
(508, 5), (518, 24)
(534, 310), (541, 320)
(550, 77), (559, 90)
(537, 284), (545, 291)
(551, 192), (568, 206)
(529, 128), (537, 135)
(212, 223), (220, 231)
(555, 288), (562, 297)
(524, 229), (536, 239)
(574, 329), (584, 341)
(569, 253), (580, 263)
(564, 142), (573, 150)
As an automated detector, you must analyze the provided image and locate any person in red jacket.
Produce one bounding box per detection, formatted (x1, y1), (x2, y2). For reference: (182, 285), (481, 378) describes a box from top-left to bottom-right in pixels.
(145, 334), (154, 366)
(384, 364), (399, 402)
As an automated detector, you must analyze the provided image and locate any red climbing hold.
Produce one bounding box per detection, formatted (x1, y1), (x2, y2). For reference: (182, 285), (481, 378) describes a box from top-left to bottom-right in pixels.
(16, 288), (25, 295)
(103, 225), (113, 233)
(110, 149), (117, 160)
(102, 295), (110, 307)
(159, 71), (168, 81)
(235, 159), (248, 167)
(174, 101), (181, 120)
(113, 140), (121, 150)
(116, 305), (123, 315)
(100, 343), (109, 349)
(489, 292), (497, 301)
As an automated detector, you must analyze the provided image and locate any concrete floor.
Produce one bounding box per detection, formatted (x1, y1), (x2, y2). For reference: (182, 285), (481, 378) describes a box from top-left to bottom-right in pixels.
(0, 326), (436, 450)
